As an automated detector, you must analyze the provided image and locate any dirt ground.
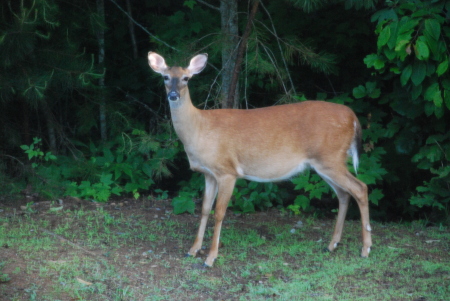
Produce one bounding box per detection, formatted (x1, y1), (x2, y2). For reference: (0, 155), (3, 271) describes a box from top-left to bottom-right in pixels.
(1, 197), (311, 300)
(1, 196), (449, 300)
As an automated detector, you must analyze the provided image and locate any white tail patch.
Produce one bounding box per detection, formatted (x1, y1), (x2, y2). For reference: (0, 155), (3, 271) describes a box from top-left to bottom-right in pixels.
(350, 121), (360, 174)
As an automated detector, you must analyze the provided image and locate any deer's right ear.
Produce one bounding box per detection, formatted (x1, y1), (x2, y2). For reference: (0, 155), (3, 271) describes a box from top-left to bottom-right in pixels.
(148, 52), (167, 74)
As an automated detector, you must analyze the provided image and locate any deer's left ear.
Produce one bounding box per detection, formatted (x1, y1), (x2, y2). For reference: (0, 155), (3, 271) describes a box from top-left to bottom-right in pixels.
(187, 54), (208, 75)
(148, 52), (168, 74)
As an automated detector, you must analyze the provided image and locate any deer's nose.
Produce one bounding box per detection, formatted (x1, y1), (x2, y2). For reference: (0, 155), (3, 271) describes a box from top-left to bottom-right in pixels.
(168, 91), (179, 101)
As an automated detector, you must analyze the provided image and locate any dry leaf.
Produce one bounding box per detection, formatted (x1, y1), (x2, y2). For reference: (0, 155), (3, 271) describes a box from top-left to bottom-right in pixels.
(76, 278), (92, 286)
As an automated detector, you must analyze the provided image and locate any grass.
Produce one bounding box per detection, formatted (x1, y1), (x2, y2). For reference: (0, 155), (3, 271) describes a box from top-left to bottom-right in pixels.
(0, 198), (449, 300)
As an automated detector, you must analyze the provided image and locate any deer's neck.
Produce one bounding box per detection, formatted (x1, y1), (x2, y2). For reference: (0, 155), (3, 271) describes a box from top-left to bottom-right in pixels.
(169, 88), (201, 144)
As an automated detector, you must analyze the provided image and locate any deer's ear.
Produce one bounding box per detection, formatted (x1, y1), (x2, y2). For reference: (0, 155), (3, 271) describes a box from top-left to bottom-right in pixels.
(187, 54), (208, 75)
(148, 52), (168, 74)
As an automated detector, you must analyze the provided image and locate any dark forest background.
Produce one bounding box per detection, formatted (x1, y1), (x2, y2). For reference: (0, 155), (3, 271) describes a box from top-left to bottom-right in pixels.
(1, 0), (449, 223)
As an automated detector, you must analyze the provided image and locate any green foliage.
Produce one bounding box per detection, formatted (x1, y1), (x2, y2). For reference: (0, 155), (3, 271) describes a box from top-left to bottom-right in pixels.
(291, 170), (329, 212)
(353, 82), (381, 99)
(171, 174), (287, 215)
(19, 130), (180, 202)
(64, 131), (180, 202)
(20, 138), (57, 168)
(171, 191), (197, 214)
(366, 0), (450, 212)
(172, 173), (204, 214)
(231, 180), (287, 213)
(411, 133), (450, 210)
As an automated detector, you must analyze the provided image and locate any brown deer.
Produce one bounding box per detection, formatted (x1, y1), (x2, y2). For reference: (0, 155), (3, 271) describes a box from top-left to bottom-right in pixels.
(148, 52), (372, 267)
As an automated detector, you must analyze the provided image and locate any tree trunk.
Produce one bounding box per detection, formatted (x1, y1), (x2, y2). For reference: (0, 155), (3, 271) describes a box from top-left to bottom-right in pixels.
(226, 0), (259, 109)
(220, 0), (239, 108)
(42, 100), (57, 154)
(97, 0), (107, 141)
(19, 97), (31, 146)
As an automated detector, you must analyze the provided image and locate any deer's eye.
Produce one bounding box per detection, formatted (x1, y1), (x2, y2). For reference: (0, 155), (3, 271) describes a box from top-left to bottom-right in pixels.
(182, 76), (190, 82)
(163, 75), (169, 81)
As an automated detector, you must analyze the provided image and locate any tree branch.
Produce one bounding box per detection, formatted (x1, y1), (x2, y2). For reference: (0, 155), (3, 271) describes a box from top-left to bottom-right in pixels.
(108, 0), (178, 52)
(196, 0), (220, 11)
(115, 87), (166, 121)
(259, 0), (296, 95)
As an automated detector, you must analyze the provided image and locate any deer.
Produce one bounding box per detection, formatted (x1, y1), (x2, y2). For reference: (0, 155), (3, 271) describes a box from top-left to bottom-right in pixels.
(148, 51), (372, 267)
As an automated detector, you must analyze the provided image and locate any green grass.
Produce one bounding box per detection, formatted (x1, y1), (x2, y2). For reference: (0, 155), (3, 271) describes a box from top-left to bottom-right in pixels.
(0, 200), (449, 300)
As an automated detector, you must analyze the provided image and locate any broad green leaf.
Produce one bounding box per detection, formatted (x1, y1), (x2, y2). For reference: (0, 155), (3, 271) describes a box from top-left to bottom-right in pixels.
(369, 188), (383, 206)
(364, 54), (385, 70)
(398, 18), (419, 34)
(172, 192), (196, 214)
(425, 35), (439, 57)
(368, 88), (381, 99)
(436, 60), (448, 76)
(442, 79), (450, 90)
(434, 104), (444, 118)
(411, 84), (422, 100)
(100, 173), (114, 186)
(424, 102), (434, 116)
(384, 47), (397, 60)
(353, 85), (366, 99)
(142, 163), (153, 178)
(424, 82), (440, 103)
(395, 39), (410, 53)
(357, 174), (377, 185)
(445, 89), (450, 110)
(425, 84), (438, 103)
(411, 61), (426, 86)
(183, 0), (196, 9)
(378, 25), (391, 47)
(103, 148), (114, 163)
(366, 82), (380, 98)
(411, 9), (430, 18)
(400, 64), (412, 86)
(371, 8), (397, 23)
(415, 37), (429, 60)
(111, 186), (123, 196)
(424, 19), (441, 40)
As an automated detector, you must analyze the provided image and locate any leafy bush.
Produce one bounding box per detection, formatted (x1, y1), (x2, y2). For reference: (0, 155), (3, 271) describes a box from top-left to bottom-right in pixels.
(365, 0), (450, 213)
(231, 180), (287, 213)
(20, 130), (180, 202)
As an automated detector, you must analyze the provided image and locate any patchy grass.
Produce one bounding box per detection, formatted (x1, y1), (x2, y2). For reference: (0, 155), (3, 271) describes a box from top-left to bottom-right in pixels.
(0, 198), (449, 300)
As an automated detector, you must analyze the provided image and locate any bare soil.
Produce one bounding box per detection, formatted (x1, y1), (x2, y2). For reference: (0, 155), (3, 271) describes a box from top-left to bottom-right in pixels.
(1, 197), (448, 300)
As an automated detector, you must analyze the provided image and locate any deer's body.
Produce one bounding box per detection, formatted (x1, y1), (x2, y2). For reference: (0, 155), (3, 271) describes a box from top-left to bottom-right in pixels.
(148, 52), (372, 267)
(175, 101), (359, 182)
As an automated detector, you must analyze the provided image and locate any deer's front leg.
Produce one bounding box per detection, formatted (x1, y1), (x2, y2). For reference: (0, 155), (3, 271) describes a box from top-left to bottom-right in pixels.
(188, 174), (217, 257)
(204, 175), (236, 267)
